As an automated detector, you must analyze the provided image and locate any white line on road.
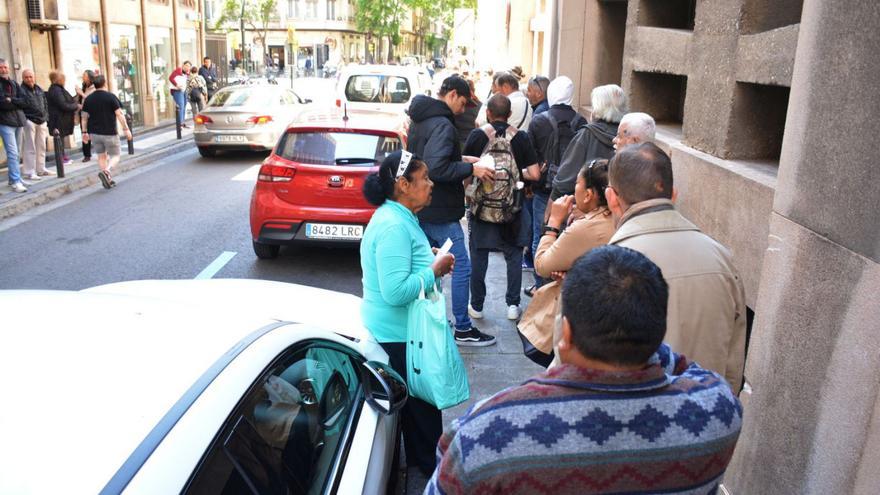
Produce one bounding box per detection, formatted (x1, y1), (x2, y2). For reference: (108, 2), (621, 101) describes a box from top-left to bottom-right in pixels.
(231, 164), (261, 181)
(195, 251), (237, 279)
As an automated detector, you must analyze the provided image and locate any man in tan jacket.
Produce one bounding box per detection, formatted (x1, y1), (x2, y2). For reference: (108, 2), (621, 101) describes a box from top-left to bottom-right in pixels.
(605, 142), (746, 392)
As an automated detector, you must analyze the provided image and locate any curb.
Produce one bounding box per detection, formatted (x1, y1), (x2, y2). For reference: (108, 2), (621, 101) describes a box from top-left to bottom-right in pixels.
(0, 139), (194, 222)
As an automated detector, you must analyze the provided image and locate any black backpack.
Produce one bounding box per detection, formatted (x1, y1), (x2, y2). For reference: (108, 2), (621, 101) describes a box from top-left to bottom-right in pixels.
(538, 114), (580, 193)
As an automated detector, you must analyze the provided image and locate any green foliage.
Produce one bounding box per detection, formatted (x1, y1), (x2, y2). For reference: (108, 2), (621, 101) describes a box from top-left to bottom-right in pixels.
(214, 0), (278, 61)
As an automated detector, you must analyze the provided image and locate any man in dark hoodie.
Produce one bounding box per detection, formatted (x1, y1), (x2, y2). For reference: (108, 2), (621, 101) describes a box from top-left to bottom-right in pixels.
(550, 83), (627, 200)
(0, 58), (29, 193)
(407, 75), (498, 346)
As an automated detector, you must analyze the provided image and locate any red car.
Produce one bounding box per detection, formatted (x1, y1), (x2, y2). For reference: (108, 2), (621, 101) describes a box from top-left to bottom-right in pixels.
(250, 109), (407, 259)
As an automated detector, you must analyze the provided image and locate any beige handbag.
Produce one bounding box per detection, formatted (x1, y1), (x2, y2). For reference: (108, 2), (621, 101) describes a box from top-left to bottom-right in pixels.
(517, 281), (561, 355)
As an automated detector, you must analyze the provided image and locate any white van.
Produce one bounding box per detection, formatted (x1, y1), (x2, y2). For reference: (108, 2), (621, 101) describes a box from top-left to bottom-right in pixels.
(335, 64), (433, 113)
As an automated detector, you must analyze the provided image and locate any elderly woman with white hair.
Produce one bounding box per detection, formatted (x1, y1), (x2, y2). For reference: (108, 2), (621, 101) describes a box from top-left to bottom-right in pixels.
(549, 83), (628, 200)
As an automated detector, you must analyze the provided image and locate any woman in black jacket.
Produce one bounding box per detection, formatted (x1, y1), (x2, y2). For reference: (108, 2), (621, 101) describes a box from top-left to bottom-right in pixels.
(46, 70), (79, 164)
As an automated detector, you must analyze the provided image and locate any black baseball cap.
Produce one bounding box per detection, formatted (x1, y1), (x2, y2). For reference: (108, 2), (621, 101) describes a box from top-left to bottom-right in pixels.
(440, 75), (472, 99)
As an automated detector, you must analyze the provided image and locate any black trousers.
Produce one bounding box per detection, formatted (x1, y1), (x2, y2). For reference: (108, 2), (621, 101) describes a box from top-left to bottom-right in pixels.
(379, 342), (443, 476)
(470, 245), (523, 310)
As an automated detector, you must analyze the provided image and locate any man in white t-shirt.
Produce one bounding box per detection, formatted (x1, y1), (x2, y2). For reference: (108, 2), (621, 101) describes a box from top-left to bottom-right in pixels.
(476, 71), (532, 131)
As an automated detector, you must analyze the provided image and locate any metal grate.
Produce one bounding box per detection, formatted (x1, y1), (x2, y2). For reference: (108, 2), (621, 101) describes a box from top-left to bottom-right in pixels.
(26, 0), (43, 19)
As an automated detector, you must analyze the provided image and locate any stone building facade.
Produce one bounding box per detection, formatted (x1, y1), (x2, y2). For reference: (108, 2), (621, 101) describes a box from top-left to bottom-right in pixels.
(557, 0), (879, 493)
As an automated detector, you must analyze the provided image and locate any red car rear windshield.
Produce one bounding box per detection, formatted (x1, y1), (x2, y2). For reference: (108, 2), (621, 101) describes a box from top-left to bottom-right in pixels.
(276, 131), (401, 166)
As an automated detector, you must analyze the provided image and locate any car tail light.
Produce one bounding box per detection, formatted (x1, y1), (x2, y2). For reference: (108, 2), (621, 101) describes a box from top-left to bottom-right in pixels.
(335, 99), (341, 107)
(194, 114), (212, 125)
(258, 161), (296, 182)
(247, 115), (274, 125)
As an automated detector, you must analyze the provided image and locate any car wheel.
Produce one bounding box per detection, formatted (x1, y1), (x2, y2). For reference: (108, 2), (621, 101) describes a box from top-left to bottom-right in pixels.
(253, 241), (280, 259)
(198, 147), (217, 158)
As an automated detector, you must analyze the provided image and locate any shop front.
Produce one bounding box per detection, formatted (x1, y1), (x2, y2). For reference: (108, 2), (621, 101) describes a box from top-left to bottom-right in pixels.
(57, 21), (102, 95)
(148, 26), (175, 121)
(179, 28), (198, 66)
(109, 24), (143, 126)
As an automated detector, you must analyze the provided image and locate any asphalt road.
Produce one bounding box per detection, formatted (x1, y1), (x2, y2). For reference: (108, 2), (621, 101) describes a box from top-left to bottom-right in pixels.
(0, 148), (363, 293)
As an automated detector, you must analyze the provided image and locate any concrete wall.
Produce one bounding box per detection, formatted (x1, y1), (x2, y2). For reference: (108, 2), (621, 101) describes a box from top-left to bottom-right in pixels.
(558, 0), (880, 492)
(726, 1), (880, 492)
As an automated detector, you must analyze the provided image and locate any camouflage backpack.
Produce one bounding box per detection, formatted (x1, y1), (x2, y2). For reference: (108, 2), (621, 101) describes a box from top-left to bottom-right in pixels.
(469, 124), (522, 224)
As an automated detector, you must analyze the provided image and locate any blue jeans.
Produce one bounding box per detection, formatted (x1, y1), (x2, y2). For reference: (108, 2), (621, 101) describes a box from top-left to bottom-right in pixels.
(0, 125), (22, 184)
(171, 90), (186, 124)
(531, 190), (550, 288)
(522, 195), (535, 268)
(419, 220), (473, 331)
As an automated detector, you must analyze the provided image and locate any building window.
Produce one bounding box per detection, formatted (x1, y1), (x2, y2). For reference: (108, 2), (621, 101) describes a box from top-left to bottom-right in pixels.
(306, 0), (317, 19)
(327, 0), (336, 20)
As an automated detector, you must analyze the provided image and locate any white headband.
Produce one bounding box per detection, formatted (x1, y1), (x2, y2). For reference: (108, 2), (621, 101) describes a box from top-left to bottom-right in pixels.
(396, 151), (413, 179)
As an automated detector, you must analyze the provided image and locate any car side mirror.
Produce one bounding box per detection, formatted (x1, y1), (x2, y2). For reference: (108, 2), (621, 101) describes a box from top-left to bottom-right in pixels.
(361, 361), (406, 415)
(303, 98), (313, 104)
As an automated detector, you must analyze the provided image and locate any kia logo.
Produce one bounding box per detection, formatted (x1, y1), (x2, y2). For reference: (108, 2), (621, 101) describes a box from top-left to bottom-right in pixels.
(328, 175), (343, 187)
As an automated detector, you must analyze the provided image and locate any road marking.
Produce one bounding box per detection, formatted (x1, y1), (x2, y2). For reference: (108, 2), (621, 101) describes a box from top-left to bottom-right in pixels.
(231, 164), (261, 181)
(195, 251), (237, 279)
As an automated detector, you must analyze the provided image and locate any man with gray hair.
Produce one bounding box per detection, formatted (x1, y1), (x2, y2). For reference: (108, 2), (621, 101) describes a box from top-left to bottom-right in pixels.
(526, 75), (550, 115)
(0, 58), (28, 193)
(613, 111), (656, 150)
(20, 69), (53, 181)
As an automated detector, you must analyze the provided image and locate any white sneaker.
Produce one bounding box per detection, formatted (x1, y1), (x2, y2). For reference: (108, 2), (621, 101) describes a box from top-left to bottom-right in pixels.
(507, 305), (521, 320)
(10, 182), (27, 193)
(24, 173), (41, 181)
(467, 304), (483, 319)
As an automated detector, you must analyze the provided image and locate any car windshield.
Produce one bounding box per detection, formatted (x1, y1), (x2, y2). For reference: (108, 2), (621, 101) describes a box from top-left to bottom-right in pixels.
(344, 75), (411, 104)
(276, 131), (401, 166)
(210, 88), (276, 107)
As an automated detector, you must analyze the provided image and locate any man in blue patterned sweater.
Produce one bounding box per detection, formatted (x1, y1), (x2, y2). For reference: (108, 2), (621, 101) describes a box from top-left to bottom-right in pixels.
(426, 245), (742, 494)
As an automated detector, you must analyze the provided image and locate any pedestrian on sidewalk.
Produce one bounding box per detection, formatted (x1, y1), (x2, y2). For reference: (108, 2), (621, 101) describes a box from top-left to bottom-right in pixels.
(526, 75), (550, 115)
(0, 58), (29, 193)
(46, 71), (79, 168)
(476, 72), (532, 131)
(454, 78), (480, 149)
(75, 70), (96, 163)
(517, 158), (615, 366)
(406, 75), (498, 346)
(427, 245), (743, 495)
(524, 76), (588, 295)
(19, 69), (54, 181)
(360, 150), (455, 477)
(186, 66), (208, 116)
(606, 142), (746, 392)
(169, 61), (191, 128)
(551, 84), (627, 200)
(198, 57), (218, 101)
(81, 75), (132, 189)
(463, 94), (540, 321)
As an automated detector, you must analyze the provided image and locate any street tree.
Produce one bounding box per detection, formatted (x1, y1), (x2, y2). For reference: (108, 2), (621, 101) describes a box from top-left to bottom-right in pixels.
(214, 0), (279, 68)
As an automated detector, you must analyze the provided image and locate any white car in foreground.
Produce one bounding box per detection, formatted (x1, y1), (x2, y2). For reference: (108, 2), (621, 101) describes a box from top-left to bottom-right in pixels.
(0, 279), (405, 494)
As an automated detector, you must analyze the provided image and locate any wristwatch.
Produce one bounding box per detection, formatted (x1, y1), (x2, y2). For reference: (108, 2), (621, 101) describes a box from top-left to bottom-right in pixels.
(543, 225), (561, 235)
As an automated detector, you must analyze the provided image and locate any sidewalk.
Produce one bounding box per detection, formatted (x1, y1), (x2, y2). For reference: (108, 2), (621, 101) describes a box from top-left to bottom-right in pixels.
(0, 123), (194, 222)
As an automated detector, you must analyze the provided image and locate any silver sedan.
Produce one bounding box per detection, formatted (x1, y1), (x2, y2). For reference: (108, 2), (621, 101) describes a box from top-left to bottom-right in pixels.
(193, 85), (311, 157)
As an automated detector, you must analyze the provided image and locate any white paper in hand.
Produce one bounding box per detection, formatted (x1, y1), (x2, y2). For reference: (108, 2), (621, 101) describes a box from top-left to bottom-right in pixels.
(476, 154), (495, 170)
(437, 238), (453, 258)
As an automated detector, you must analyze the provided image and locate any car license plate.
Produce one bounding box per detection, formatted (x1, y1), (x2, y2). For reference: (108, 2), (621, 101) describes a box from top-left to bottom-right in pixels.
(215, 135), (245, 143)
(305, 223), (363, 240)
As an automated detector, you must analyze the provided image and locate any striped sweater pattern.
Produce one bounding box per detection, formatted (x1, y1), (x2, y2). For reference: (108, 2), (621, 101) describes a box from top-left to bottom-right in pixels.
(425, 345), (742, 494)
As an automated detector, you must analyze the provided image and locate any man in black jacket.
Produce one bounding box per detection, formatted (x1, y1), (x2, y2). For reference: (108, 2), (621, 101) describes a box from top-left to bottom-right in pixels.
(20, 69), (53, 180)
(406, 75), (497, 346)
(0, 58), (29, 192)
(198, 57), (219, 101)
(525, 76), (588, 293)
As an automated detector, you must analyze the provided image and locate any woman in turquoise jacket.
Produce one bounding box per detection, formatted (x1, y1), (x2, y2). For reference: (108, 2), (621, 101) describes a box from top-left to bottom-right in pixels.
(361, 150), (455, 477)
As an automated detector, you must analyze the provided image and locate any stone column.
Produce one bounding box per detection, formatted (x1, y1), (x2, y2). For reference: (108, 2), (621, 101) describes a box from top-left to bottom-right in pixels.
(725, 1), (880, 494)
(6, 0), (35, 79)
